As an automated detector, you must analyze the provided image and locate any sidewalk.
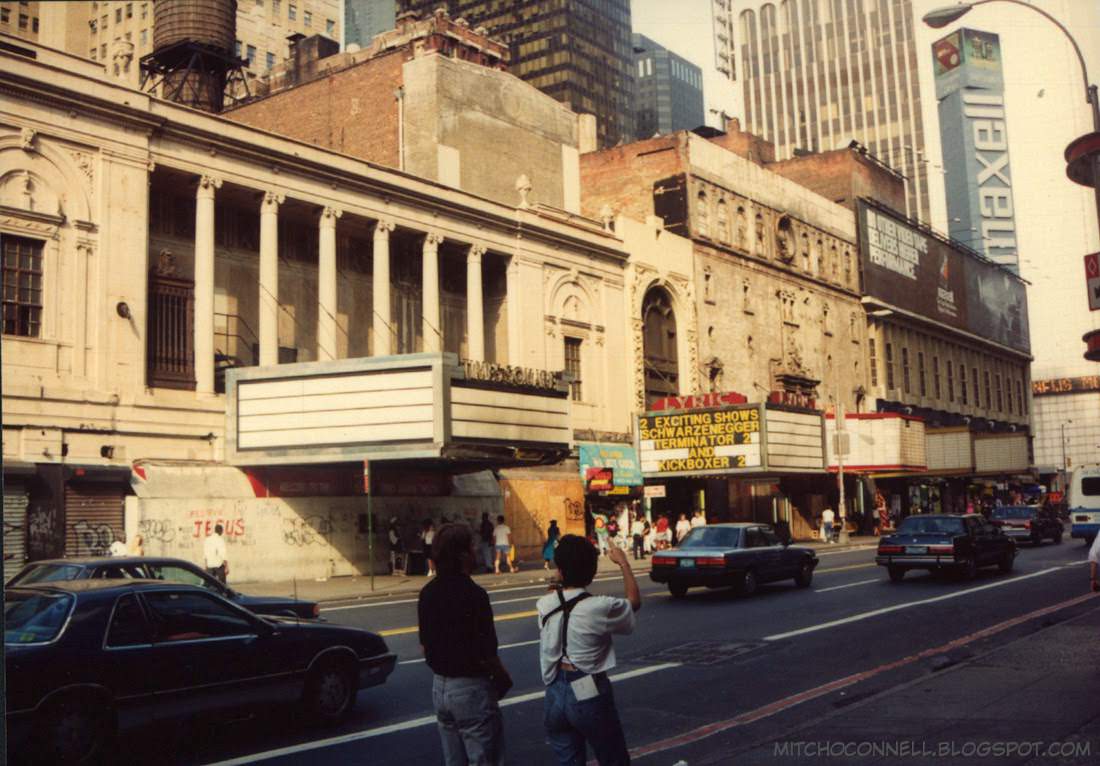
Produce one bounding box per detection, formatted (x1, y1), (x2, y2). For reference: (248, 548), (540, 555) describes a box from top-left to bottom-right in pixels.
(234, 536), (879, 604)
(703, 597), (1100, 765)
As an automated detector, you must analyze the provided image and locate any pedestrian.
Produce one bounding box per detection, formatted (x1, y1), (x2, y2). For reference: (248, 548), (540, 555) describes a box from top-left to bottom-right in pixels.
(654, 514), (671, 550)
(480, 512), (495, 573)
(543, 520), (561, 570)
(203, 523), (228, 583)
(606, 515), (619, 549)
(674, 513), (691, 545)
(690, 510), (706, 529)
(642, 519), (654, 555)
(593, 512), (609, 556)
(420, 519), (437, 576)
(616, 505), (631, 551)
(630, 513), (645, 560)
(108, 533), (127, 557)
(419, 523), (511, 766)
(493, 515), (517, 574)
(538, 536), (640, 765)
(822, 507), (836, 543)
(1089, 533), (1100, 593)
(388, 518), (405, 575)
(128, 533), (144, 557)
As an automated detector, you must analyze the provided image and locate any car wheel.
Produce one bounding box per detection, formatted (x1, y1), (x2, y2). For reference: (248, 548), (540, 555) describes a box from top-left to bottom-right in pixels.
(998, 550), (1015, 573)
(794, 561), (814, 588)
(1053, 529), (1063, 545)
(739, 569), (758, 596)
(39, 696), (112, 765)
(303, 658), (357, 723)
(887, 566), (906, 583)
(960, 557), (979, 581)
(668, 582), (688, 598)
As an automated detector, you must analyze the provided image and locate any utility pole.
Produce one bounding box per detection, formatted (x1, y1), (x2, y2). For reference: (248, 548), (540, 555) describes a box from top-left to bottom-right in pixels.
(836, 402), (849, 544)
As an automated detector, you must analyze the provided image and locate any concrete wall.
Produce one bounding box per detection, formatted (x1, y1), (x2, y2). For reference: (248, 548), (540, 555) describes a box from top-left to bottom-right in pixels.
(127, 495), (379, 583)
(402, 54), (579, 211)
(768, 149), (907, 215)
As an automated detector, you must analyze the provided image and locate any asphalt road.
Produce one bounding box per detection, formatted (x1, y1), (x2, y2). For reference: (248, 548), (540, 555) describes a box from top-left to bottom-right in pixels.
(126, 538), (1097, 766)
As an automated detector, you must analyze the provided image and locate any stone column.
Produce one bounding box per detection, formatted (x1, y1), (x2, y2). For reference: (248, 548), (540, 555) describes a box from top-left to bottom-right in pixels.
(422, 232), (443, 353)
(506, 256), (521, 366)
(194, 175), (221, 392)
(258, 191), (285, 367)
(466, 244), (486, 362)
(317, 206), (342, 361)
(372, 219), (395, 356)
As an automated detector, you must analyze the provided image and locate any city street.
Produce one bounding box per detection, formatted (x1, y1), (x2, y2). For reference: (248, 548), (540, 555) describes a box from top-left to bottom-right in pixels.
(118, 539), (1097, 766)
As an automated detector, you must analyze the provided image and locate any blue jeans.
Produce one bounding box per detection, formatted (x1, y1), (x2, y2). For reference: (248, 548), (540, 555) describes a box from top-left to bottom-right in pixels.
(432, 675), (503, 766)
(824, 521), (834, 541)
(544, 669), (630, 766)
(481, 543), (494, 572)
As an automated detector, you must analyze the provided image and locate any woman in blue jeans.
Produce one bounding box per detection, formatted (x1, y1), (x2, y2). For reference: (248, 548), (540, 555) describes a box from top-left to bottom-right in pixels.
(537, 536), (642, 765)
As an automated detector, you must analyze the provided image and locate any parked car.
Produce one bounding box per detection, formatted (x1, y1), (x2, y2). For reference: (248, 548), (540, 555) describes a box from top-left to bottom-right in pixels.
(876, 514), (1016, 582)
(5, 580), (396, 764)
(649, 523), (819, 598)
(990, 505), (1063, 546)
(6, 556), (321, 619)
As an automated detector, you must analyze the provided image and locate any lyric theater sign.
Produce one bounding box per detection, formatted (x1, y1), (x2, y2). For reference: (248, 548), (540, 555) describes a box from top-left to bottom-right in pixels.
(637, 404), (825, 478)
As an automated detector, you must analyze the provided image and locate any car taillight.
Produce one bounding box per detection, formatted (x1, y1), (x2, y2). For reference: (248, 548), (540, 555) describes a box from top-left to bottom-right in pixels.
(652, 556), (675, 566)
(1024, 520), (1031, 529)
(928, 545), (954, 554)
(697, 557), (726, 567)
(878, 544), (903, 554)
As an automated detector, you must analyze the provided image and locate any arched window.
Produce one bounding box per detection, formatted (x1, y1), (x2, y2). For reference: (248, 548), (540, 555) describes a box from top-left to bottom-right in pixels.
(696, 190), (709, 238)
(716, 199), (730, 243)
(642, 287), (679, 407)
(844, 249), (853, 285)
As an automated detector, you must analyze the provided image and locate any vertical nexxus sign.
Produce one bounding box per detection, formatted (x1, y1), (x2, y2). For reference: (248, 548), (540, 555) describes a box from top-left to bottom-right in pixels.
(933, 28), (1018, 273)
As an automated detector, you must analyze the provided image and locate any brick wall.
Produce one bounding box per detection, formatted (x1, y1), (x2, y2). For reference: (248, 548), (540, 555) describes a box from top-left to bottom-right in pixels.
(225, 50), (404, 168)
(579, 134), (688, 221)
(768, 149), (906, 214)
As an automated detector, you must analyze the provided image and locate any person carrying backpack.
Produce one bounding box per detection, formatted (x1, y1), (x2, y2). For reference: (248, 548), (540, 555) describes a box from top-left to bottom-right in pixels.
(537, 536), (641, 765)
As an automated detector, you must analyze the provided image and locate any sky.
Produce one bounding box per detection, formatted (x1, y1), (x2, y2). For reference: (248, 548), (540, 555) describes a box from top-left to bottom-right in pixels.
(632, 0), (1100, 380)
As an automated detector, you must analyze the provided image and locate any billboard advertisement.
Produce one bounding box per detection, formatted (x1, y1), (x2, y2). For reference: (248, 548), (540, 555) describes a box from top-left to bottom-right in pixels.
(933, 28), (1017, 272)
(638, 407), (762, 476)
(857, 201), (1029, 353)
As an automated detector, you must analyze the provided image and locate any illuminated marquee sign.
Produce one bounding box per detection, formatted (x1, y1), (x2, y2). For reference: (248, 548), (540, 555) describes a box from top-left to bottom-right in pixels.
(638, 406), (761, 476)
(1032, 376), (1100, 397)
(649, 391), (748, 411)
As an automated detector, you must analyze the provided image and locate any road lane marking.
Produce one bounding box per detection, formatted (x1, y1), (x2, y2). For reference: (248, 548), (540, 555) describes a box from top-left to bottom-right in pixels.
(397, 638), (542, 665)
(321, 572), (637, 612)
(814, 545), (877, 556)
(380, 608), (538, 637)
(200, 663), (682, 766)
(764, 566), (1063, 641)
(627, 590), (1099, 762)
(814, 578), (879, 593)
(815, 563), (876, 574)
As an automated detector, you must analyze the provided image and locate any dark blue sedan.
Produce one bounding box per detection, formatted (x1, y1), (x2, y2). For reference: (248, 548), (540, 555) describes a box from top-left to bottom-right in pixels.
(5, 580), (396, 764)
(649, 523), (818, 597)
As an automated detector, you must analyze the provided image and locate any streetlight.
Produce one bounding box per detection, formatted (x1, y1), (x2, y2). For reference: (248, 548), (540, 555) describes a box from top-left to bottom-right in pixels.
(923, 1), (1100, 234)
(1061, 420), (1073, 493)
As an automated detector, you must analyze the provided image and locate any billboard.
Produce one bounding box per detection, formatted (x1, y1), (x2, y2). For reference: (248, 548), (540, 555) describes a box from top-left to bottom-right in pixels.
(857, 201), (1029, 353)
(933, 28), (1017, 272)
(638, 407), (762, 476)
(577, 442), (643, 486)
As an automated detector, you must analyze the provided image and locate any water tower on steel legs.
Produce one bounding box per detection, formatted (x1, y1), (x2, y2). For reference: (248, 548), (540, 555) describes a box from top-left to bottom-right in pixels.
(139, 0), (249, 113)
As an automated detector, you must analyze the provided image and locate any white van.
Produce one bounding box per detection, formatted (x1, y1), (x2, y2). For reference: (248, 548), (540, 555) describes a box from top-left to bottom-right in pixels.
(1067, 466), (1100, 543)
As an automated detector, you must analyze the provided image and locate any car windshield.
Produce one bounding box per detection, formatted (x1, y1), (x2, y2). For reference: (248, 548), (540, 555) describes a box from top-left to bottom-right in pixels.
(896, 517), (965, 535)
(992, 506), (1035, 519)
(10, 563), (84, 586)
(5, 591), (75, 644)
(678, 527), (741, 549)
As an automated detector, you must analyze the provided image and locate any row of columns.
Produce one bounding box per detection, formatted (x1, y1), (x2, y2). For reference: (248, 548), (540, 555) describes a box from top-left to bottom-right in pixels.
(191, 176), (490, 394)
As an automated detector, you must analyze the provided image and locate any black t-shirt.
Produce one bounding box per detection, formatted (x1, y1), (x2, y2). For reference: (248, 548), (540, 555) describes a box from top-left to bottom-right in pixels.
(417, 573), (498, 678)
(480, 519), (494, 540)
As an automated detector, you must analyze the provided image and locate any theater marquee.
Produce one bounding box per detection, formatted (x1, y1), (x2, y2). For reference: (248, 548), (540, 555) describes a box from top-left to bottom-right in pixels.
(637, 404), (825, 478)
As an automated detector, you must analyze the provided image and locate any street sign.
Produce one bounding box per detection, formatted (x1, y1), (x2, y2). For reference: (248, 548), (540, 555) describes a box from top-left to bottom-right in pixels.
(1086, 253), (1100, 311)
(644, 485), (666, 498)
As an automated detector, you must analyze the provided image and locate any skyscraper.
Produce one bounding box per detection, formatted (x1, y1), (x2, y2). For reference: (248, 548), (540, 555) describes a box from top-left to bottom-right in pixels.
(712, 0), (932, 223)
(399, 0), (634, 148)
(633, 33), (706, 140)
(345, 0), (396, 48)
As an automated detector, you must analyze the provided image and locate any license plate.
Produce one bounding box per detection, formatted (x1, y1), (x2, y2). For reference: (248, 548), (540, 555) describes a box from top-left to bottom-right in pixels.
(905, 546), (926, 554)
(1077, 515), (1090, 522)
(678, 559), (695, 568)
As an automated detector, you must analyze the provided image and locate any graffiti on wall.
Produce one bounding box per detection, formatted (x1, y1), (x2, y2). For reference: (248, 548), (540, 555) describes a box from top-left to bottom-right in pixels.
(26, 503), (60, 559)
(70, 520), (114, 557)
(282, 515), (334, 547)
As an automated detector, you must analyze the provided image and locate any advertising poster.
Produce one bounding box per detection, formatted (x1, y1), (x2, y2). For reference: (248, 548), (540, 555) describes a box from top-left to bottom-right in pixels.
(638, 407), (762, 476)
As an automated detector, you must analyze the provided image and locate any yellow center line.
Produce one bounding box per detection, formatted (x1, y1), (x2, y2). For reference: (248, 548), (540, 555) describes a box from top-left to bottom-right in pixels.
(817, 563), (877, 574)
(380, 609), (539, 637)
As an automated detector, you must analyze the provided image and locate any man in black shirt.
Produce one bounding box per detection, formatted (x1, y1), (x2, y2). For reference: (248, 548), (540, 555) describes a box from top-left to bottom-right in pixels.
(418, 523), (509, 765)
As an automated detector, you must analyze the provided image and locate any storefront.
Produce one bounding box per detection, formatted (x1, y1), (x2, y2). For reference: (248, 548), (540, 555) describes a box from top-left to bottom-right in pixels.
(578, 441), (643, 536)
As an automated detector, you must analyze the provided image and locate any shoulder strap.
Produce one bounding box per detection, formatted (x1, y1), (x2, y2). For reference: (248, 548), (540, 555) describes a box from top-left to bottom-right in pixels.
(540, 588), (592, 662)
